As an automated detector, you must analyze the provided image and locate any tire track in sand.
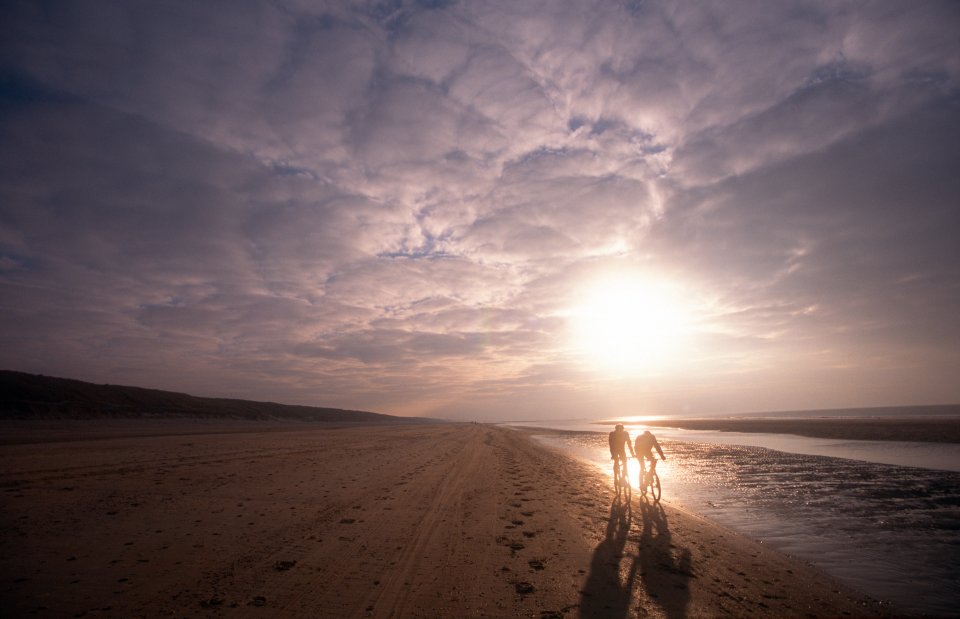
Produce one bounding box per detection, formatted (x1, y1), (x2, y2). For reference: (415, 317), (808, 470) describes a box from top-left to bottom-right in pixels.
(355, 426), (485, 619)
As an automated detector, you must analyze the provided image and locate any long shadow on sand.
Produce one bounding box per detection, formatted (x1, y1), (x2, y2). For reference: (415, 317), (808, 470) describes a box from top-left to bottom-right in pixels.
(578, 495), (639, 618)
(579, 496), (692, 619)
(636, 498), (692, 619)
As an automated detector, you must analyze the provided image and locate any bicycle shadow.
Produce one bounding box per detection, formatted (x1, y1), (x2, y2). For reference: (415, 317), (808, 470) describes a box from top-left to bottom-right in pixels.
(578, 494), (641, 619)
(636, 498), (692, 619)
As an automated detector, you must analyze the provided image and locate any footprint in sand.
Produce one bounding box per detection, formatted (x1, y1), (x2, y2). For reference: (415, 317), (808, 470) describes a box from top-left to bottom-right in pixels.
(514, 581), (534, 595)
(496, 536), (525, 553)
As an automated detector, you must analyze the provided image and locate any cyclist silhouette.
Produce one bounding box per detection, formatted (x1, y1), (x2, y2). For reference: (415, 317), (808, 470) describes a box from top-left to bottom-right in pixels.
(634, 429), (665, 462)
(634, 430), (666, 486)
(609, 423), (636, 467)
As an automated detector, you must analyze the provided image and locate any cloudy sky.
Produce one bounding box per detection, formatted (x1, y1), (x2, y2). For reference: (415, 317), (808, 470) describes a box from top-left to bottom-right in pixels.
(1, 1), (958, 420)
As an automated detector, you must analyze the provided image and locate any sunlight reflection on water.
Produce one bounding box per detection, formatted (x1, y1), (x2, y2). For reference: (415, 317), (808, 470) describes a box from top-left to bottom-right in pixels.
(525, 429), (960, 617)
(507, 418), (960, 472)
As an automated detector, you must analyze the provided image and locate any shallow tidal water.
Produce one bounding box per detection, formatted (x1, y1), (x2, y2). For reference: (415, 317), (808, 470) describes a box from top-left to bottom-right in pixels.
(526, 429), (960, 617)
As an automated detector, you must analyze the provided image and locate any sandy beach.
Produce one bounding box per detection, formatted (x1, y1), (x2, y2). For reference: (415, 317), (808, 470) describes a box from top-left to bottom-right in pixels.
(1, 422), (894, 618)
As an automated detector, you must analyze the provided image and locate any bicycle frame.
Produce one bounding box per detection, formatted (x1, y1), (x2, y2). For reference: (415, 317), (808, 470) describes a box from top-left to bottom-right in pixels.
(638, 456), (661, 502)
(612, 455), (631, 501)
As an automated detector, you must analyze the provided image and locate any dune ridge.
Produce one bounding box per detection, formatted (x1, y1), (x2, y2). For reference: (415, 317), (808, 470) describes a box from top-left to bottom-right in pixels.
(0, 370), (423, 424)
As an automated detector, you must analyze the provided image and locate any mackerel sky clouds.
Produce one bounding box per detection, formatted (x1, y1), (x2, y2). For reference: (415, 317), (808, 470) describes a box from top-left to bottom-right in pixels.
(1, 1), (958, 420)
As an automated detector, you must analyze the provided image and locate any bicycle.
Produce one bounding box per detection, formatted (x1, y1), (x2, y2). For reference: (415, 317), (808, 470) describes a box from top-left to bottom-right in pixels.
(639, 457), (661, 502)
(612, 455), (631, 502)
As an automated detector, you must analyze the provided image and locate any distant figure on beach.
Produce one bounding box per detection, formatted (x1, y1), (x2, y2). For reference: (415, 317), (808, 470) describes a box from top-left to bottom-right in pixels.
(609, 423), (636, 464)
(634, 430), (666, 484)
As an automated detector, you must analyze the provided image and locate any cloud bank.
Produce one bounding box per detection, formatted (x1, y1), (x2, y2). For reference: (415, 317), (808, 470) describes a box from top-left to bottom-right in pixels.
(1, 0), (958, 419)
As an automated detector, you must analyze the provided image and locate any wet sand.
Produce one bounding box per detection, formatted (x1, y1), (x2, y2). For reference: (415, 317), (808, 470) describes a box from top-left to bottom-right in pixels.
(1, 422), (894, 618)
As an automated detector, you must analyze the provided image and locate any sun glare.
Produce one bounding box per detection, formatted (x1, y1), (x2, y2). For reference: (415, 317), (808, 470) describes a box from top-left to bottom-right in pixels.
(570, 273), (695, 372)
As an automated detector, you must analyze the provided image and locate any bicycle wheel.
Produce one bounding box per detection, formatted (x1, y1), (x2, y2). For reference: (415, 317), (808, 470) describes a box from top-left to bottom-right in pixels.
(650, 472), (661, 502)
(613, 461), (623, 498)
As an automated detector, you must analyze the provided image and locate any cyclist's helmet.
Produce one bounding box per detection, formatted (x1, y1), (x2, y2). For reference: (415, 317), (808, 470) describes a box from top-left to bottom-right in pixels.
(615, 424), (624, 430)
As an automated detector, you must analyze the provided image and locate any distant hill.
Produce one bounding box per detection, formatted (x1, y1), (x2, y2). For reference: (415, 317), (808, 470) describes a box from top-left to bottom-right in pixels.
(0, 370), (422, 423)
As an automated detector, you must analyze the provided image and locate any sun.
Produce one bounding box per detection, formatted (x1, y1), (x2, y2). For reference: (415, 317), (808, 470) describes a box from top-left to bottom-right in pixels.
(569, 273), (695, 372)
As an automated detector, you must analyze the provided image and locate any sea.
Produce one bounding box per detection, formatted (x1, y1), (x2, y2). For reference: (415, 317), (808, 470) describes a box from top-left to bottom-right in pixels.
(504, 410), (960, 617)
